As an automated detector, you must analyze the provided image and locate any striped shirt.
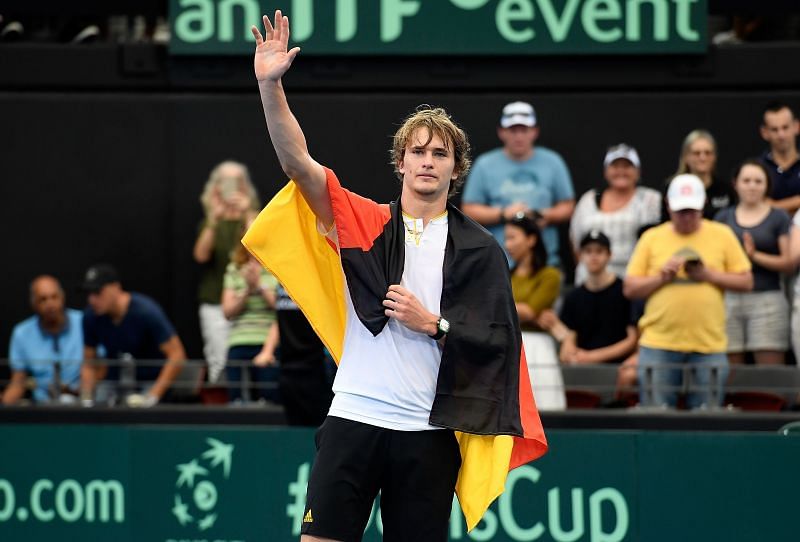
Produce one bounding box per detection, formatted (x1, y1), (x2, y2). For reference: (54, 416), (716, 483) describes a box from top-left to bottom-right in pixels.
(223, 263), (278, 347)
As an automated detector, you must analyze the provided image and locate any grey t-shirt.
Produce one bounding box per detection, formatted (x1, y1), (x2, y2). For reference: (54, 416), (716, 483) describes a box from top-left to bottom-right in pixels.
(714, 206), (791, 291)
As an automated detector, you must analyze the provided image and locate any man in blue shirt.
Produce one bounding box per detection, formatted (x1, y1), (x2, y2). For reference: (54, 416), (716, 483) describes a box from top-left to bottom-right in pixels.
(2, 275), (83, 405)
(462, 101), (575, 267)
(79, 264), (186, 406)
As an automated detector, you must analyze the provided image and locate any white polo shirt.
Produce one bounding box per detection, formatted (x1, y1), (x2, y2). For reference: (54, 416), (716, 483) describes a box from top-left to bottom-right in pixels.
(327, 211), (448, 430)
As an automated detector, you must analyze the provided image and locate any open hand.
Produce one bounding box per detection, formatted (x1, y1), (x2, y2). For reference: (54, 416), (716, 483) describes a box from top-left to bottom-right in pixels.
(251, 11), (301, 82)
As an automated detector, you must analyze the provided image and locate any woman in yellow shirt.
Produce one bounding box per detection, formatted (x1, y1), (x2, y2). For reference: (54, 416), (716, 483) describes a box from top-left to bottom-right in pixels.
(505, 216), (566, 410)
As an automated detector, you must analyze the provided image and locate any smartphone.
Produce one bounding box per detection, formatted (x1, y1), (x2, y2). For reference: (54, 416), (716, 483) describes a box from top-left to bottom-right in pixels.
(219, 177), (239, 202)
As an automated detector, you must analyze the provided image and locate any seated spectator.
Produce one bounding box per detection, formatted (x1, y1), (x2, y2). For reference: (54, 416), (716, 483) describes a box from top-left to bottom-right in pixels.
(545, 231), (637, 366)
(79, 264), (186, 406)
(222, 242), (279, 403)
(624, 175), (753, 409)
(570, 144), (661, 284)
(714, 160), (793, 365)
(505, 216), (565, 410)
(665, 130), (735, 221)
(759, 102), (800, 214)
(193, 160), (261, 384)
(2, 276), (83, 405)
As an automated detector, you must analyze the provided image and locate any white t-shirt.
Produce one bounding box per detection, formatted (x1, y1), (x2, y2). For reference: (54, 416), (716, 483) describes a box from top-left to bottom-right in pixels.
(327, 211), (448, 430)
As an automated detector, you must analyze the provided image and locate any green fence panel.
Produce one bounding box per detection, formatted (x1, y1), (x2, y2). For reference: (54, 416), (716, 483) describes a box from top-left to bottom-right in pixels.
(1, 425), (797, 541)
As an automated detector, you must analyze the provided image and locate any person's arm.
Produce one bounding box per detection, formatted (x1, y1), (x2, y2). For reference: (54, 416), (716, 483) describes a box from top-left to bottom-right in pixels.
(768, 195), (800, 214)
(559, 331), (579, 364)
(222, 287), (250, 320)
(516, 269), (561, 325)
(193, 223), (217, 264)
(743, 232), (794, 274)
(2, 371), (28, 405)
(623, 256), (683, 300)
(461, 202), (529, 226)
(148, 336), (186, 400)
(572, 325), (638, 365)
(539, 199), (576, 227)
(790, 222), (800, 268)
(80, 345), (107, 400)
(254, 322), (280, 367)
(193, 194), (227, 263)
(252, 12), (332, 227)
(685, 264), (753, 292)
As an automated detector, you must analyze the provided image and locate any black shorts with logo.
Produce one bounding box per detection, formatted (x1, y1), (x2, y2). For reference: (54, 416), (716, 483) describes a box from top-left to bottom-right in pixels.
(300, 416), (462, 542)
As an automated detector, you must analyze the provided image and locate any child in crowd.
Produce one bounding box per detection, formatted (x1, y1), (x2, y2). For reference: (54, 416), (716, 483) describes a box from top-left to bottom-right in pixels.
(541, 230), (637, 365)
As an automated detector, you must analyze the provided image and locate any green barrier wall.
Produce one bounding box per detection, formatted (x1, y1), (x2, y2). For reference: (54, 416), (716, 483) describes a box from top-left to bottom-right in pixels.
(0, 426), (796, 542)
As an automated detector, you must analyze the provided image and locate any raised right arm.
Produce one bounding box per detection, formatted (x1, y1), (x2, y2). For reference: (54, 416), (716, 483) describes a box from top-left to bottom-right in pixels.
(252, 11), (332, 227)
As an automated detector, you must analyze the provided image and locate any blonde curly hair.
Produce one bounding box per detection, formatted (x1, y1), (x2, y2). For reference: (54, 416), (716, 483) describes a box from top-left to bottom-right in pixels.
(199, 160), (261, 218)
(390, 105), (471, 197)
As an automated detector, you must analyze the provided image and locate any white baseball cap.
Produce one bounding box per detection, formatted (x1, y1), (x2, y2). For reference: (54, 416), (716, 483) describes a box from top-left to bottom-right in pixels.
(500, 101), (537, 128)
(667, 174), (706, 211)
(603, 143), (641, 168)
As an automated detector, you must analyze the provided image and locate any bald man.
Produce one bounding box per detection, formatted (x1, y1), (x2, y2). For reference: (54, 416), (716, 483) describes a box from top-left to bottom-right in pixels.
(2, 276), (84, 404)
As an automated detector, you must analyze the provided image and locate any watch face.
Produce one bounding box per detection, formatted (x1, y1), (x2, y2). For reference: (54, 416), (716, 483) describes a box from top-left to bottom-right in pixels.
(439, 318), (450, 334)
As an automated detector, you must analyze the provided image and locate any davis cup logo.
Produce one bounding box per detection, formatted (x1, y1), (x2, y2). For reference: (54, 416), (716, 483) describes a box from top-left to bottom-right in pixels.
(171, 438), (234, 531)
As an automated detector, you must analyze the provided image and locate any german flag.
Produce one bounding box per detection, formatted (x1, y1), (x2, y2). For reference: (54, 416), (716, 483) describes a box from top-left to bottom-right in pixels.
(243, 167), (547, 531)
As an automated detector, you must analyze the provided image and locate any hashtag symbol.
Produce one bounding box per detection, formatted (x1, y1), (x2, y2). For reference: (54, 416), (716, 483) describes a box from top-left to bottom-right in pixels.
(287, 462), (310, 536)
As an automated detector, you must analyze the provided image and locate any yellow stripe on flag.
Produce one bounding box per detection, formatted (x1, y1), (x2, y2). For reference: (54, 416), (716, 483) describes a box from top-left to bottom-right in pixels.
(455, 433), (514, 531)
(242, 182), (345, 363)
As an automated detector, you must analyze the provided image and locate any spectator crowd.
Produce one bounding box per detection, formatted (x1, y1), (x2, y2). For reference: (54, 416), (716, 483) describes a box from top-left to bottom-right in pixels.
(3, 100), (800, 413)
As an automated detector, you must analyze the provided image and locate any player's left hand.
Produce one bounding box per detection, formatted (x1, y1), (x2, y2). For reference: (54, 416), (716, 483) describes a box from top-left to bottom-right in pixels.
(383, 285), (437, 336)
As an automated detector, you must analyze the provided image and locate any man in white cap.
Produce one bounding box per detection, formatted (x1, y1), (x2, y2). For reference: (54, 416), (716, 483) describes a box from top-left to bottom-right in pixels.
(462, 101), (574, 267)
(624, 174), (753, 409)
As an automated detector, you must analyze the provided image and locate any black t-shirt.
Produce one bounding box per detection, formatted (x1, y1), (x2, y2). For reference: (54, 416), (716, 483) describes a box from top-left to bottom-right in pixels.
(83, 292), (176, 382)
(275, 285), (325, 371)
(761, 151), (800, 201)
(560, 277), (632, 364)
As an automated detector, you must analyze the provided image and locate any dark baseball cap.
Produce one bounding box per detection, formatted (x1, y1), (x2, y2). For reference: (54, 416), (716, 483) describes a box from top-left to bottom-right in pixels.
(580, 230), (611, 250)
(82, 264), (120, 292)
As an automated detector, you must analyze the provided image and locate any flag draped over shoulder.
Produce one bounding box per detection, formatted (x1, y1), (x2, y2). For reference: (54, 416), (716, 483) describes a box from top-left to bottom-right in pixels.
(243, 168), (547, 531)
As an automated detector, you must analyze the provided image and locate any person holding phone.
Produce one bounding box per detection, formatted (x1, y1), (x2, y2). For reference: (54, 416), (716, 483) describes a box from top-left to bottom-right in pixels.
(193, 161), (261, 383)
(624, 174), (753, 409)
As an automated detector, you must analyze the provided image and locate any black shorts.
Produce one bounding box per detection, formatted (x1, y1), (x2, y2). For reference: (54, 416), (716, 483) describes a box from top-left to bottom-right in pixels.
(300, 416), (461, 542)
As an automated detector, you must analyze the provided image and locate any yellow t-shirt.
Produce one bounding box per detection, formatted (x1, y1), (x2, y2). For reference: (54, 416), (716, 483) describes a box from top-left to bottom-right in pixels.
(626, 220), (751, 353)
(511, 266), (561, 332)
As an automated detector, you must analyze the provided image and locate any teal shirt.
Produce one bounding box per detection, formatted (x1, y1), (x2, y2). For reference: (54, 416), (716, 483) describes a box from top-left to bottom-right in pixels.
(462, 146), (574, 266)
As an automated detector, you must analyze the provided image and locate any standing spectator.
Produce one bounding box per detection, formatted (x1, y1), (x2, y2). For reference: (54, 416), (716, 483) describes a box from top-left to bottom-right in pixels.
(673, 129), (736, 219)
(79, 264), (186, 406)
(222, 241), (279, 403)
(624, 175), (753, 409)
(258, 283), (333, 426)
(505, 216), (565, 410)
(462, 101), (575, 267)
(193, 160), (261, 382)
(2, 276), (83, 405)
(245, 12), (546, 536)
(570, 144), (661, 284)
(545, 231), (637, 366)
(759, 102), (800, 213)
(716, 160), (793, 365)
